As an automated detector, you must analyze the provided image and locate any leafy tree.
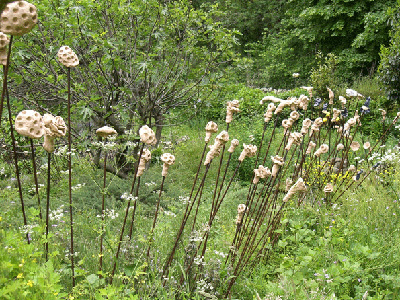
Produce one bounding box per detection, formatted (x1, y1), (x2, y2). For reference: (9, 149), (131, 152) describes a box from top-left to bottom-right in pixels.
(251, 0), (396, 87)
(9, 0), (238, 175)
(379, 0), (400, 105)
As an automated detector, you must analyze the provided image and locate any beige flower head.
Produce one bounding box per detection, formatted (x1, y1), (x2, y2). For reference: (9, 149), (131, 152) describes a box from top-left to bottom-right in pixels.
(260, 95), (283, 105)
(283, 178), (307, 202)
(42, 114), (67, 153)
(306, 141), (316, 154)
(301, 86), (313, 99)
(236, 204), (247, 225)
(136, 149), (152, 177)
(301, 118), (312, 135)
(228, 139), (239, 153)
(348, 165), (357, 173)
(139, 125), (157, 145)
(96, 126), (117, 138)
(314, 144), (329, 157)
(350, 141), (360, 152)
(271, 155), (284, 177)
(337, 143), (344, 151)
(226, 100), (240, 123)
(161, 153), (175, 176)
(289, 111), (300, 121)
(238, 144), (257, 162)
(57, 46), (79, 68)
(205, 121), (218, 142)
(363, 141), (370, 150)
(215, 130), (229, 145)
(324, 183), (334, 194)
(339, 96), (347, 107)
(327, 87), (334, 104)
(15, 110), (44, 139)
(0, 32), (10, 49)
(0, 1), (37, 36)
(253, 165), (271, 184)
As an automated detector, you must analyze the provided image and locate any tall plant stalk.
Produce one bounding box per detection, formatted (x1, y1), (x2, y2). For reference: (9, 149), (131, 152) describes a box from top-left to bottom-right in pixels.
(30, 139), (42, 221)
(0, 36), (13, 128)
(45, 152), (51, 261)
(67, 67), (75, 287)
(6, 87), (29, 244)
(99, 151), (107, 275)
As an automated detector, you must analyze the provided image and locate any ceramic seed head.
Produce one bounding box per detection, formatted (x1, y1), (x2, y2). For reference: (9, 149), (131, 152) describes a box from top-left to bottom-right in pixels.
(0, 32), (10, 49)
(136, 149), (151, 177)
(363, 141), (370, 150)
(271, 155), (284, 177)
(228, 139), (239, 153)
(139, 125), (157, 145)
(283, 178), (306, 202)
(96, 126), (117, 138)
(205, 121), (218, 142)
(235, 204), (247, 225)
(327, 87), (334, 105)
(300, 118), (312, 135)
(337, 143), (344, 151)
(324, 183), (334, 194)
(238, 144), (257, 162)
(0, 48), (7, 66)
(306, 141), (316, 154)
(350, 141), (360, 152)
(314, 144), (329, 157)
(57, 46), (79, 68)
(0, 1), (37, 36)
(301, 86), (313, 99)
(42, 113), (67, 153)
(161, 153), (175, 176)
(15, 110), (44, 139)
(226, 100), (240, 124)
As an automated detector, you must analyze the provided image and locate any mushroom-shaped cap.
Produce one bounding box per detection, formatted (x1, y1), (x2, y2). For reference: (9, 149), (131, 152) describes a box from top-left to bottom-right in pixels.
(363, 141), (370, 150)
(238, 143), (257, 161)
(43, 114), (67, 137)
(161, 153), (175, 166)
(15, 110), (44, 139)
(140, 148), (152, 161)
(346, 89), (364, 98)
(289, 111), (300, 121)
(267, 103), (276, 111)
(314, 144), (329, 157)
(324, 183), (334, 194)
(350, 141), (360, 151)
(205, 121), (218, 133)
(337, 143), (344, 151)
(237, 204), (247, 214)
(228, 139), (239, 153)
(306, 141), (316, 154)
(254, 165), (270, 180)
(215, 130), (229, 144)
(57, 46), (79, 68)
(314, 117), (324, 126)
(205, 121), (218, 142)
(96, 126), (117, 138)
(301, 86), (313, 96)
(0, 32), (10, 49)
(271, 155), (284, 166)
(0, 1), (37, 36)
(327, 87), (334, 103)
(139, 125), (157, 145)
(260, 95), (284, 104)
(339, 96), (347, 106)
(348, 165), (357, 173)
(227, 99), (240, 109)
(0, 47), (7, 66)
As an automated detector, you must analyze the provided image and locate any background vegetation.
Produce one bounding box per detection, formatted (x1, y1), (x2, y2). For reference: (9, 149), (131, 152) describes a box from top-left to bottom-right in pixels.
(1, 0), (400, 299)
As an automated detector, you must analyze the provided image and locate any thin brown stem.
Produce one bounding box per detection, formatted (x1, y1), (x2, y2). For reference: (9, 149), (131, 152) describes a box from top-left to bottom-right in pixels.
(0, 35), (13, 128)
(45, 152), (51, 261)
(30, 138), (42, 221)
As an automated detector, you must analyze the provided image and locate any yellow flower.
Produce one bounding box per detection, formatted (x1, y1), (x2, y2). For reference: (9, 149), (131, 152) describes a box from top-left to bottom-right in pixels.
(17, 273), (23, 279)
(27, 280), (33, 287)
(0, 216), (2, 221)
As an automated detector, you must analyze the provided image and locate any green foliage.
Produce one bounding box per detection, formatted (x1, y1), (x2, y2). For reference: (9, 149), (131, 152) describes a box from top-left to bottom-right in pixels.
(249, 0), (395, 87)
(310, 52), (340, 100)
(379, 0), (400, 105)
(0, 225), (65, 299)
